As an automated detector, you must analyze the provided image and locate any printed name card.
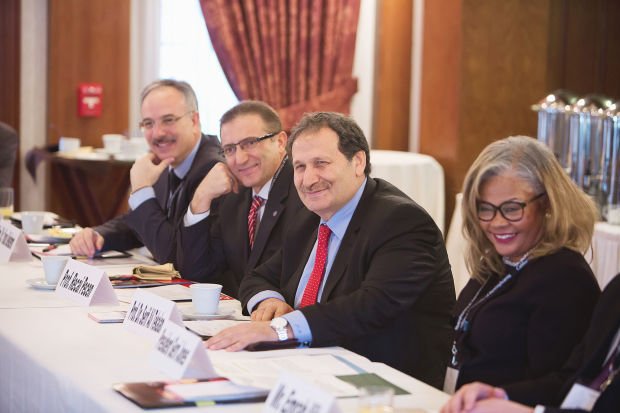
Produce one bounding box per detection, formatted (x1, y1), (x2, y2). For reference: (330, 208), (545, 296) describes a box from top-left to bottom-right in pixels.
(150, 319), (217, 379)
(55, 259), (118, 306)
(124, 289), (184, 341)
(0, 220), (32, 263)
(263, 372), (342, 413)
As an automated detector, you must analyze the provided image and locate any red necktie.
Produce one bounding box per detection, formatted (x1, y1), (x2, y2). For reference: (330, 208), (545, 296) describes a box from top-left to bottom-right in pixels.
(300, 224), (332, 307)
(247, 195), (265, 249)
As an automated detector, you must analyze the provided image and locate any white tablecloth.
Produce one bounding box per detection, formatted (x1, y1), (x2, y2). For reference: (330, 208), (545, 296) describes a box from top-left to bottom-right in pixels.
(370, 150), (445, 234)
(590, 222), (620, 288)
(0, 259), (449, 412)
(446, 195), (620, 294)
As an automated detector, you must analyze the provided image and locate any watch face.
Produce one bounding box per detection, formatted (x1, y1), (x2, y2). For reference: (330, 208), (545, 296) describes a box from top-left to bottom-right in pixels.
(271, 317), (287, 329)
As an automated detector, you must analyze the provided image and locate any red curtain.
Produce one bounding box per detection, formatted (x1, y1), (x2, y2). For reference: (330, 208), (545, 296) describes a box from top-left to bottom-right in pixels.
(200, 0), (361, 130)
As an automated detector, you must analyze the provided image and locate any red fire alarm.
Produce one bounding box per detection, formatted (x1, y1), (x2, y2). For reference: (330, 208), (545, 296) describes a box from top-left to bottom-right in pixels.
(77, 82), (103, 117)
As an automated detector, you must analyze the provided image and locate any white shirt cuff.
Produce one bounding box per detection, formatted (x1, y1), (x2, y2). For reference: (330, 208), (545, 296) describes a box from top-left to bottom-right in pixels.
(282, 310), (312, 344)
(128, 187), (155, 210)
(184, 207), (210, 227)
(533, 405), (546, 413)
(247, 290), (286, 313)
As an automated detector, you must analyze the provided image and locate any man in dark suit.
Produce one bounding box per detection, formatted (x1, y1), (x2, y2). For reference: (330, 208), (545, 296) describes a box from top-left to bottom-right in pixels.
(177, 101), (315, 295)
(440, 274), (620, 413)
(69, 79), (221, 264)
(207, 112), (455, 388)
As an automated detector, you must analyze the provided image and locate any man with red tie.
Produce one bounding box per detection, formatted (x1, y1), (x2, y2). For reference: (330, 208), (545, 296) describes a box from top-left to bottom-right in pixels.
(177, 101), (316, 296)
(207, 112), (455, 389)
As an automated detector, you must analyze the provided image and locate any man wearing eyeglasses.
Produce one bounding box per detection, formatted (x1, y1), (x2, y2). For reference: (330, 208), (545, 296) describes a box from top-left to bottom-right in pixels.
(205, 112), (455, 389)
(69, 79), (221, 264)
(177, 101), (317, 296)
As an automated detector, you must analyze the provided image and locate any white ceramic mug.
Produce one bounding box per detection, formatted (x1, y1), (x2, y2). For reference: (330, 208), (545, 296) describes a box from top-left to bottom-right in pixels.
(58, 137), (81, 153)
(21, 211), (46, 234)
(604, 204), (620, 225)
(190, 283), (222, 314)
(41, 256), (70, 285)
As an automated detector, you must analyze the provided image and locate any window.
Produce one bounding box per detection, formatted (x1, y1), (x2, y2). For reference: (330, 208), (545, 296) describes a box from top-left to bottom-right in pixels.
(159, 0), (238, 135)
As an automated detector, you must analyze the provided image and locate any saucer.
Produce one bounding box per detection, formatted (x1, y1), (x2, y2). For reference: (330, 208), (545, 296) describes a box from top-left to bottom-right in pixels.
(183, 308), (235, 321)
(26, 278), (57, 290)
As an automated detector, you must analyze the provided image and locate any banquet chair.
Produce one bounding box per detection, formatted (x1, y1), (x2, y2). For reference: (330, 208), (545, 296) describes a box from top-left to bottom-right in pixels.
(0, 122), (18, 187)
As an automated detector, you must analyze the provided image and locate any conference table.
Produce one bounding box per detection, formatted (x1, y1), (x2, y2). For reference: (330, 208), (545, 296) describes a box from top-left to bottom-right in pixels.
(0, 258), (449, 412)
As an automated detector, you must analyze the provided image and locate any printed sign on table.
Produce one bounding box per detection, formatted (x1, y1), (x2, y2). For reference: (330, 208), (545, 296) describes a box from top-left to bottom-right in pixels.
(55, 259), (118, 306)
(0, 220), (32, 263)
(124, 289), (184, 341)
(150, 319), (217, 379)
(263, 371), (342, 413)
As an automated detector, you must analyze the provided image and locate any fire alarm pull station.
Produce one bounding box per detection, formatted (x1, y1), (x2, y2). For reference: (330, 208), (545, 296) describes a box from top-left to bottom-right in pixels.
(77, 83), (103, 117)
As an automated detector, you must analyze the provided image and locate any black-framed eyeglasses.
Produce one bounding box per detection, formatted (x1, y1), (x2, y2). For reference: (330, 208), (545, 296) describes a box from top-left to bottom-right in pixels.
(219, 131), (279, 157)
(477, 192), (546, 222)
(139, 111), (194, 132)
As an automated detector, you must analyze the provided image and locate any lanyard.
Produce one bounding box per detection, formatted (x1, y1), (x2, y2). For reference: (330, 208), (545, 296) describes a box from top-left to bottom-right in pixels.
(450, 255), (530, 368)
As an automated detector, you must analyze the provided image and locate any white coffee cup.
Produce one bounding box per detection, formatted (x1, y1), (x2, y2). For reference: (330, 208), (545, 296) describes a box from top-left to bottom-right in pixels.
(102, 134), (124, 154)
(41, 256), (70, 285)
(58, 137), (81, 153)
(190, 283), (222, 314)
(605, 204), (620, 225)
(21, 211), (46, 234)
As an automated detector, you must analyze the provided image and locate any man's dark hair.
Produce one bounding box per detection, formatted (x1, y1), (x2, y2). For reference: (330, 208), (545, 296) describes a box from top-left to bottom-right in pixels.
(220, 100), (282, 135)
(287, 112), (371, 175)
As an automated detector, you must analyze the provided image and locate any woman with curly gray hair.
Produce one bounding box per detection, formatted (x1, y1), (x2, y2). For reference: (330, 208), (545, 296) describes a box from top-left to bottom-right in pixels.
(445, 136), (601, 405)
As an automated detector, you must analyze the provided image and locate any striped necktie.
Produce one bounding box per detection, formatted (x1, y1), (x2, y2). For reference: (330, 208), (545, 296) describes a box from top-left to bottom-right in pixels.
(247, 195), (265, 249)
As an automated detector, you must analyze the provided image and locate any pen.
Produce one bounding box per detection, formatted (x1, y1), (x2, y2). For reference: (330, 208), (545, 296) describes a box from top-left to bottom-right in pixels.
(42, 244), (58, 252)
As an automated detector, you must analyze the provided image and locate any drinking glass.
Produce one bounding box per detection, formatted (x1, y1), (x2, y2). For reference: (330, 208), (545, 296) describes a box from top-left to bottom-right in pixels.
(358, 385), (394, 413)
(0, 188), (14, 220)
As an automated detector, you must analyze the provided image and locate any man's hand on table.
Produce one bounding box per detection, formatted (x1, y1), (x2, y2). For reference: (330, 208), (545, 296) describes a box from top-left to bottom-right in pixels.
(205, 321), (294, 351)
(69, 228), (104, 258)
(251, 298), (294, 321)
(130, 153), (174, 193)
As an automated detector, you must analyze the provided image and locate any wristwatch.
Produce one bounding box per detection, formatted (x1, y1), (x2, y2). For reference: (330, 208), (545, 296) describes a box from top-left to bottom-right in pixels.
(270, 317), (289, 341)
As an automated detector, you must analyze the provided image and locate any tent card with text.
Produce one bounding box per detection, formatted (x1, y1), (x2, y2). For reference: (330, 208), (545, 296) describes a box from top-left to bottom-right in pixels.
(263, 371), (342, 413)
(124, 289), (184, 342)
(150, 319), (216, 379)
(0, 220), (32, 263)
(55, 259), (118, 306)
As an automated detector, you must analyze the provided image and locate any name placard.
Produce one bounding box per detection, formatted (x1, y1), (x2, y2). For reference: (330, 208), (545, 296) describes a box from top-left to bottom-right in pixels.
(263, 372), (342, 413)
(55, 259), (118, 306)
(150, 319), (216, 379)
(124, 289), (184, 341)
(0, 220), (32, 263)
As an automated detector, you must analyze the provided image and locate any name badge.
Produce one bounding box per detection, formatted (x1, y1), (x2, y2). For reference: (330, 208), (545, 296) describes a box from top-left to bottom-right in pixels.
(263, 371), (342, 413)
(150, 319), (216, 379)
(124, 289), (184, 341)
(443, 366), (459, 394)
(0, 220), (32, 263)
(560, 383), (600, 410)
(55, 259), (118, 306)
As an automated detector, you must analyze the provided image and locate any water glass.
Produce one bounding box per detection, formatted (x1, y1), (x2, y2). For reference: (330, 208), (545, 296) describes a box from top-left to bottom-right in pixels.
(0, 188), (14, 220)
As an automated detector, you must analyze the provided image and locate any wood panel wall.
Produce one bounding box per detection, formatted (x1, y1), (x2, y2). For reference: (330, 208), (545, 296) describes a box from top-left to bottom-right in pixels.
(417, 0), (620, 230)
(47, 0), (131, 225)
(0, 0), (21, 206)
(48, 0), (130, 147)
(372, 0), (412, 151)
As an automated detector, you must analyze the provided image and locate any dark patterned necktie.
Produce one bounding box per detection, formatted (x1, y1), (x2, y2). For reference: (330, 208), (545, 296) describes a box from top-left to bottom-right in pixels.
(300, 224), (332, 307)
(166, 171), (182, 218)
(247, 195), (265, 249)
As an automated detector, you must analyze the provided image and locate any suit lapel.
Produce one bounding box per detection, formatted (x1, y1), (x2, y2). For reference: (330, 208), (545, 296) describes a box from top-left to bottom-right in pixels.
(247, 162), (292, 269)
(321, 178), (375, 299)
